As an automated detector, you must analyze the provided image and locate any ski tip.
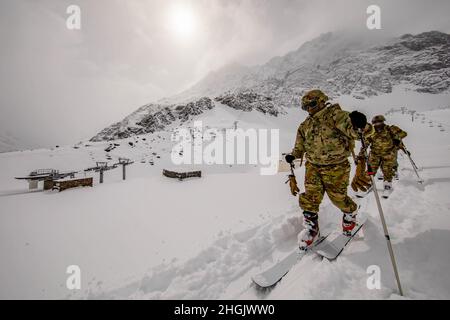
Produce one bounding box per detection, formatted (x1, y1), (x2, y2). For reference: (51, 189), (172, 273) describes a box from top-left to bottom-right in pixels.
(251, 276), (269, 288)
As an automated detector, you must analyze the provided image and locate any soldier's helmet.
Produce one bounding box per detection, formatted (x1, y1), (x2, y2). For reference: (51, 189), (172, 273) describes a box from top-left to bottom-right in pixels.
(301, 89), (329, 110)
(372, 115), (386, 124)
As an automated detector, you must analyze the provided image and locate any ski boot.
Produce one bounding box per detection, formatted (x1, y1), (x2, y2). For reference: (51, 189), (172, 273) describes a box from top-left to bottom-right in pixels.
(382, 181), (393, 199)
(355, 185), (373, 198)
(342, 211), (357, 236)
(298, 211), (319, 250)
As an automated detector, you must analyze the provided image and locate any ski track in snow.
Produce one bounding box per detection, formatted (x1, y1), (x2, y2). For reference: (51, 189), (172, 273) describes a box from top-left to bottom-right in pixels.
(90, 201), (341, 300)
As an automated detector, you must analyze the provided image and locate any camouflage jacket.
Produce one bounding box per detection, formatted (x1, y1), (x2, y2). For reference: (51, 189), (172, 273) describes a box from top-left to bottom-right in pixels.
(292, 104), (374, 166)
(367, 125), (407, 155)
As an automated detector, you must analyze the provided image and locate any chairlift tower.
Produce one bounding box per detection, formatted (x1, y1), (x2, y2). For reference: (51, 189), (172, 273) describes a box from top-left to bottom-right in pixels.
(96, 162), (107, 183)
(411, 110), (416, 122)
(84, 162), (117, 184)
(116, 158), (134, 180)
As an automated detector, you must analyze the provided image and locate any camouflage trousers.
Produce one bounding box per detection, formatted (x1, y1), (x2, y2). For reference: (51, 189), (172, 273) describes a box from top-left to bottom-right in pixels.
(299, 160), (357, 214)
(369, 149), (397, 182)
(393, 149), (400, 172)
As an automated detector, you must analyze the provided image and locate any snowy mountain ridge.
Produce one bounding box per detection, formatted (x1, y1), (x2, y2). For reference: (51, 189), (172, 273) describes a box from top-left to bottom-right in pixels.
(91, 31), (450, 142)
(91, 92), (280, 141)
(185, 31), (450, 99)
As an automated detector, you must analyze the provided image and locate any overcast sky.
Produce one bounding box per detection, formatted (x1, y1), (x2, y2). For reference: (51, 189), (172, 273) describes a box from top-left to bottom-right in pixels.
(1, 0), (450, 149)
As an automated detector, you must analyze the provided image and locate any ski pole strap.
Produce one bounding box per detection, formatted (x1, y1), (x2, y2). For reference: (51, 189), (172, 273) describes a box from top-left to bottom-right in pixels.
(399, 142), (411, 156)
(351, 149), (357, 165)
(403, 148), (411, 156)
(357, 130), (375, 175)
(285, 173), (295, 184)
(358, 129), (367, 149)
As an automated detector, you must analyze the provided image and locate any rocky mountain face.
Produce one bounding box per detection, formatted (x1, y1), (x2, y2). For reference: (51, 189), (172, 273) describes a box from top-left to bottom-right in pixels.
(215, 91), (279, 116)
(91, 31), (450, 142)
(91, 97), (214, 141)
(187, 31), (450, 101)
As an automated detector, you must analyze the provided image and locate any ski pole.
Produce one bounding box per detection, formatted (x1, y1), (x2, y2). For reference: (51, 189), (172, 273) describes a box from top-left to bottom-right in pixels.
(283, 153), (301, 196)
(282, 152), (302, 177)
(400, 145), (423, 183)
(289, 162), (295, 176)
(359, 130), (404, 296)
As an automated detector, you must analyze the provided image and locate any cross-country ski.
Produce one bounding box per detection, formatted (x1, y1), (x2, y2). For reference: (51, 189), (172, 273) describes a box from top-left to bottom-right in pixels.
(312, 216), (367, 260)
(252, 234), (329, 288)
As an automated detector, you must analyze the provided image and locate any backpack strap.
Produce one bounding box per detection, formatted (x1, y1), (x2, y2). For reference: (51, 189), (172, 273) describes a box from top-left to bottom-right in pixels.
(328, 103), (355, 156)
(387, 125), (400, 141)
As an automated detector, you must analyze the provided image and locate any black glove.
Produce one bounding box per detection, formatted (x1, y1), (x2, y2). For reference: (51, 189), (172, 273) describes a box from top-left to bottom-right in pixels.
(349, 111), (367, 130)
(285, 154), (295, 164)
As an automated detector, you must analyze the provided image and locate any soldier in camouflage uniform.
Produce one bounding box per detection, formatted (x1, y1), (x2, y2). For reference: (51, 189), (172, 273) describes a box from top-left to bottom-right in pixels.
(367, 115), (408, 196)
(285, 89), (374, 249)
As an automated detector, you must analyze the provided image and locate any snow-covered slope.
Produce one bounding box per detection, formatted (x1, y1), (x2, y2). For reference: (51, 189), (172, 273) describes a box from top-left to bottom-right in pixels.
(91, 31), (450, 143)
(1, 90), (450, 299)
(97, 104), (450, 300)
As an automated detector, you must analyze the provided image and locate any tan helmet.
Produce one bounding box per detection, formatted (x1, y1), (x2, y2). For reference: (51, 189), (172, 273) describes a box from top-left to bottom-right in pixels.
(372, 115), (386, 124)
(301, 89), (329, 110)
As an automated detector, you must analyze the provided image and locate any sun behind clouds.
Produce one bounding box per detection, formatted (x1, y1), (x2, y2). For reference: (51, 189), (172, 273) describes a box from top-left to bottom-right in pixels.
(167, 2), (197, 41)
